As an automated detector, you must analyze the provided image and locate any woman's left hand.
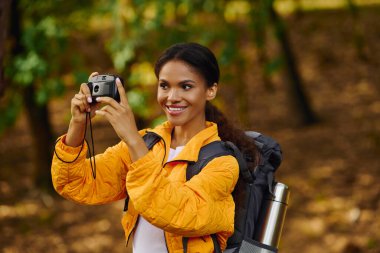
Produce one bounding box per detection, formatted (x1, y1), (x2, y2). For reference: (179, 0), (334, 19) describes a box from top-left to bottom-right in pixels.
(95, 78), (148, 162)
(95, 78), (139, 144)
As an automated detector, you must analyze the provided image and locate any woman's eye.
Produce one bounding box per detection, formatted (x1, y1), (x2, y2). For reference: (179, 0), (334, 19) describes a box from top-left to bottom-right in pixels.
(159, 83), (168, 89)
(182, 84), (192, 90)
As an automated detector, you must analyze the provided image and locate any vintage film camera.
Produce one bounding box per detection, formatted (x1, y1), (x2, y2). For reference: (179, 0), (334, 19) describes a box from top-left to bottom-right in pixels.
(87, 74), (124, 103)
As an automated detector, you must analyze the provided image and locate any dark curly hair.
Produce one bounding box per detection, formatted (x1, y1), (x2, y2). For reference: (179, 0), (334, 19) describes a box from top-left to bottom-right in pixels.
(154, 42), (258, 169)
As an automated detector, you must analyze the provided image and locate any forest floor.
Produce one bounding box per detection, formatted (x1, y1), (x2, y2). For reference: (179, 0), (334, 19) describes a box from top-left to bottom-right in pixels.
(1, 6), (380, 253)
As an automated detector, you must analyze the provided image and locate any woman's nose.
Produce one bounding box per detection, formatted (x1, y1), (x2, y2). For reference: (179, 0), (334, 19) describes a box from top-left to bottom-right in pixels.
(167, 88), (180, 101)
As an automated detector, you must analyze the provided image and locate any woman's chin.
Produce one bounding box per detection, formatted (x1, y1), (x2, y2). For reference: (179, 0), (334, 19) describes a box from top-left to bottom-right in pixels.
(167, 118), (184, 127)
(167, 113), (190, 126)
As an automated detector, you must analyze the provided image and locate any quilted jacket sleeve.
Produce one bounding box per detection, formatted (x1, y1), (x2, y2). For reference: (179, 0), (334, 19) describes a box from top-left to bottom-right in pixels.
(51, 135), (130, 205)
(126, 150), (239, 237)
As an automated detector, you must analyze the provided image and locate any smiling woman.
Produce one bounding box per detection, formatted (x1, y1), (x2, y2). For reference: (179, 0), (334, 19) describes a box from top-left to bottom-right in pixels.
(51, 42), (258, 253)
(156, 60), (218, 147)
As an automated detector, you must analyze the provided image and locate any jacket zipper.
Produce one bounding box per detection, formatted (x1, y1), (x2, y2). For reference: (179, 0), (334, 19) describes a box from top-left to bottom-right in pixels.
(126, 226), (134, 247)
(164, 231), (170, 252)
(161, 137), (167, 167)
(157, 135), (169, 252)
(126, 215), (139, 247)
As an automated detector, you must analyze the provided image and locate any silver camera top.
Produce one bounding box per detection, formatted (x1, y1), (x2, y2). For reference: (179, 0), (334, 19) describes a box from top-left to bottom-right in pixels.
(89, 74), (116, 83)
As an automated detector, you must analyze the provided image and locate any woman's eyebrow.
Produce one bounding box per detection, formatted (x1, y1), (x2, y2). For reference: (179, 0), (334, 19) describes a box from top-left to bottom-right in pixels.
(179, 80), (196, 84)
(158, 79), (196, 84)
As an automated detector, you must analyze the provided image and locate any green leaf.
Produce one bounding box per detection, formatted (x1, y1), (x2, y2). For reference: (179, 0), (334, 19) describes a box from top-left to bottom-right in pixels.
(74, 71), (90, 85)
(0, 95), (22, 134)
(114, 43), (136, 71)
(45, 78), (66, 97)
(13, 52), (47, 86)
(264, 57), (284, 76)
(36, 88), (49, 105)
(127, 89), (150, 118)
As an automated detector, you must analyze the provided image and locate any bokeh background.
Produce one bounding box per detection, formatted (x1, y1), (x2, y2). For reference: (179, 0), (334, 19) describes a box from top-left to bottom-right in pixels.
(1, 0), (380, 252)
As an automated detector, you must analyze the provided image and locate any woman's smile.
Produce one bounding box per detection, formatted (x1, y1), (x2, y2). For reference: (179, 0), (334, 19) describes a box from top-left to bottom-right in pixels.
(165, 105), (188, 115)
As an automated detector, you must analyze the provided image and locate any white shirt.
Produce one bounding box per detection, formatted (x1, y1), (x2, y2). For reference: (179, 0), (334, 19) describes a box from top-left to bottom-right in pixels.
(132, 146), (185, 253)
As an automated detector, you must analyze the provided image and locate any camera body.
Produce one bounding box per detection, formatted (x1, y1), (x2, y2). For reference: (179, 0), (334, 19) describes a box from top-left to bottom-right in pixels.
(87, 74), (124, 103)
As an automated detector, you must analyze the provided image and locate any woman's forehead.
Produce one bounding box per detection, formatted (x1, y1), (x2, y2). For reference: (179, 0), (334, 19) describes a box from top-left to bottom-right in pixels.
(159, 60), (201, 79)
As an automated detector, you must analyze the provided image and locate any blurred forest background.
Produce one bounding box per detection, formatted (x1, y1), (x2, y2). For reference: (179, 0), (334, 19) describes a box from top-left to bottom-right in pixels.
(1, 0), (380, 252)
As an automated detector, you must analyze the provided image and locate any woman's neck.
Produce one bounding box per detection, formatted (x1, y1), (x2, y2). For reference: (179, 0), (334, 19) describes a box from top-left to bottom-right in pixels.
(171, 121), (206, 148)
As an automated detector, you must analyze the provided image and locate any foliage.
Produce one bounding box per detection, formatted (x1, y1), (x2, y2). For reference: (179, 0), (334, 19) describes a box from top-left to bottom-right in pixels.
(106, 0), (281, 123)
(1, 0), (299, 132)
(1, 0), (104, 133)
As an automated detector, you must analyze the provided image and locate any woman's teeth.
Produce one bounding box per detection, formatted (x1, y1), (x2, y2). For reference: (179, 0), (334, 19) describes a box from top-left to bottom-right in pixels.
(167, 106), (185, 111)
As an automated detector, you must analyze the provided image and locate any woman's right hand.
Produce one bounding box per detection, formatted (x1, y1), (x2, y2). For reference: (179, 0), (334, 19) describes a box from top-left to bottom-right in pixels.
(70, 72), (99, 124)
(65, 72), (99, 147)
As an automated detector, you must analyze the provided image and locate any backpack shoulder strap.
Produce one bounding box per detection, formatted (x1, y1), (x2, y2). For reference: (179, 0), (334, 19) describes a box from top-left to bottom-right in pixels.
(186, 141), (252, 183)
(143, 132), (162, 150)
(186, 141), (230, 180)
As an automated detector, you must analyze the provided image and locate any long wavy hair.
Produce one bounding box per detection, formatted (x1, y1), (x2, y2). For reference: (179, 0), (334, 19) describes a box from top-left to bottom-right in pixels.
(154, 42), (258, 169)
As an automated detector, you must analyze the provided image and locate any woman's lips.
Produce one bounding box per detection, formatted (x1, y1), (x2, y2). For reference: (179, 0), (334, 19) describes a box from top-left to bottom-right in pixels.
(166, 105), (187, 116)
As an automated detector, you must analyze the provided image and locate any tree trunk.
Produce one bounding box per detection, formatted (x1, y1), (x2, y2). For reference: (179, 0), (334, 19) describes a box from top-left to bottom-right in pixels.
(11, 0), (54, 191)
(346, 0), (368, 61)
(269, 3), (318, 126)
(0, 0), (12, 96)
(252, 0), (275, 92)
(23, 85), (55, 190)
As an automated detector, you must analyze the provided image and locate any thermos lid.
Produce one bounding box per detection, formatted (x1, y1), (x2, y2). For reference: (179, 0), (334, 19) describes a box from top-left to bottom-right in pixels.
(267, 182), (290, 204)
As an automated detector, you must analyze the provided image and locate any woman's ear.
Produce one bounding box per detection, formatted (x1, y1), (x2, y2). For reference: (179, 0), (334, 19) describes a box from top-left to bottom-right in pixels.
(206, 83), (218, 101)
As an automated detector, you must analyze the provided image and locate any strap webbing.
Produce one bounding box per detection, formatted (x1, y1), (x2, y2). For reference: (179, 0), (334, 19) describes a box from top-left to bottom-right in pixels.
(186, 141), (233, 180)
(187, 141), (253, 183)
(143, 132), (162, 149)
(211, 234), (222, 253)
(182, 237), (188, 253)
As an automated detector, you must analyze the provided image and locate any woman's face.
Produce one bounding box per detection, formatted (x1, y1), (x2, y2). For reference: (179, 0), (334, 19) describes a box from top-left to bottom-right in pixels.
(157, 60), (217, 128)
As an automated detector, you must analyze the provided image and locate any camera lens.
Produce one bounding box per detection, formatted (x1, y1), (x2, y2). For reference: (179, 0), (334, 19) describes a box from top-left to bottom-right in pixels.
(94, 85), (99, 93)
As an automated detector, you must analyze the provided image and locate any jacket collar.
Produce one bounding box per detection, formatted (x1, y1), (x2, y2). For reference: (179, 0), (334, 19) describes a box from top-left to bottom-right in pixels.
(147, 121), (220, 163)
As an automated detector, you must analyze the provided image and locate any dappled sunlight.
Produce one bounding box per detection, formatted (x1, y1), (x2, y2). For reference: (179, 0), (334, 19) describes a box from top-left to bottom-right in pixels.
(1, 1), (380, 252)
(276, 0), (380, 14)
(0, 203), (40, 219)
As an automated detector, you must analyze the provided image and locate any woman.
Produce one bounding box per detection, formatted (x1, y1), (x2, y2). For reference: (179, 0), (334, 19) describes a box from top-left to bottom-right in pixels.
(52, 42), (257, 252)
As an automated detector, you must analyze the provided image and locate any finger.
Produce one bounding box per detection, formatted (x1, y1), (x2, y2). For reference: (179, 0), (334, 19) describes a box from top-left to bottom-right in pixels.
(73, 94), (89, 113)
(90, 103), (101, 118)
(116, 78), (128, 105)
(80, 83), (93, 104)
(73, 94), (87, 111)
(95, 107), (115, 122)
(75, 94), (90, 112)
(100, 104), (117, 116)
(89, 72), (99, 80)
(95, 108), (108, 118)
(95, 96), (120, 109)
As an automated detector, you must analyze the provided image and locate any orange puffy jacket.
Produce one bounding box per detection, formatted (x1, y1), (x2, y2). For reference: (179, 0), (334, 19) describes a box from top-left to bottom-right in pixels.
(52, 121), (239, 252)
